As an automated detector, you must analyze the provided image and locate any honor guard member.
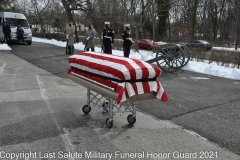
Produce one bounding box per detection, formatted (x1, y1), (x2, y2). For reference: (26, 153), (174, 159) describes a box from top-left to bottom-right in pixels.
(102, 22), (114, 54)
(85, 23), (95, 52)
(3, 22), (12, 46)
(66, 20), (75, 55)
(122, 24), (132, 57)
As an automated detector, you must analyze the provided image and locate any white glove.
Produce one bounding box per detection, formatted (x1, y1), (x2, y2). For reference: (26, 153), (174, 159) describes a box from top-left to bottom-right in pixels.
(127, 38), (132, 41)
(86, 37), (90, 40)
(66, 35), (69, 39)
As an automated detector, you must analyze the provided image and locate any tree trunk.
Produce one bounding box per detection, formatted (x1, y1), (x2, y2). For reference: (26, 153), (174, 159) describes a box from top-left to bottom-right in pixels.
(61, 0), (79, 43)
(191, 0), (199, 39)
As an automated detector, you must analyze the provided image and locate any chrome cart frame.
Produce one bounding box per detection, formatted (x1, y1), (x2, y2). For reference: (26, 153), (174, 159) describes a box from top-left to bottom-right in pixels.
(69, 72), (157, 128)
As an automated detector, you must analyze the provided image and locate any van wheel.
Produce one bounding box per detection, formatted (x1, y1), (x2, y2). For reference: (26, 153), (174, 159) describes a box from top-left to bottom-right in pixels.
(27, 41), (32, 45)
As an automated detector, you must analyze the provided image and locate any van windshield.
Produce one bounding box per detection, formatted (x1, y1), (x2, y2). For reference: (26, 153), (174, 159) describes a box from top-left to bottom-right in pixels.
(5, 18), (29, 27)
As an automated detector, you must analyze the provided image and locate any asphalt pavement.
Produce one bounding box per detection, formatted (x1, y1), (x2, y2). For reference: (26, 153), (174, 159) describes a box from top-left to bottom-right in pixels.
(0, 43), (240, 160)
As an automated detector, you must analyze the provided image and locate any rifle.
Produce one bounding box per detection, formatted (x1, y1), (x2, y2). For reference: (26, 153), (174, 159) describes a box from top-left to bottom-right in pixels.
(101, 44), (105, 53)
(84, 39), (89, 51)
(66, 38), (69, 54)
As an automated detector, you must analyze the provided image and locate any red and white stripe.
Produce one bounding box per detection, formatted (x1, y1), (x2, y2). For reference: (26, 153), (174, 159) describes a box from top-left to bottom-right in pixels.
(68, 52), (168, 104)
(69, 52), (161, 81)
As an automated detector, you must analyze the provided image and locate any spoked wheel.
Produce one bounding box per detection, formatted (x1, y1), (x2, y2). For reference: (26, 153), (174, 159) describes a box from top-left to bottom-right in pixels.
(156, 43), (185, 73)
(176, 43), (190, 67)
(127, 114), (136, 125)
(106, 118), (113, 128)
(82, 105), (91, 114)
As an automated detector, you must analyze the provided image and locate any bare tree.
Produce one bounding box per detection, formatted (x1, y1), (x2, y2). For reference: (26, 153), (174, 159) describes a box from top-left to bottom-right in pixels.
(12, 0), (240, 48)
(15, 0), (64, 36)
(61, 0), (87, 43)
(33, 0), (49, 36)
(0, 0), (15, 11)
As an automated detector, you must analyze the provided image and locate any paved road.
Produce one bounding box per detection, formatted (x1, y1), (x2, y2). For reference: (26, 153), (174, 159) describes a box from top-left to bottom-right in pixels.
(10, 42), (240, 156)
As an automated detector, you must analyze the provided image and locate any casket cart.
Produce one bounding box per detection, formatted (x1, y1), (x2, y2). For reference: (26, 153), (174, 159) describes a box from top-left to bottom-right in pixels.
(68, 51), (169, 128)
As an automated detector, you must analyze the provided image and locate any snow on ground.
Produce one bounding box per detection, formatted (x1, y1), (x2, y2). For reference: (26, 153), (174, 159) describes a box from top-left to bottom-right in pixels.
(0, 43), (12, 50)
(0, 37), (240, 80)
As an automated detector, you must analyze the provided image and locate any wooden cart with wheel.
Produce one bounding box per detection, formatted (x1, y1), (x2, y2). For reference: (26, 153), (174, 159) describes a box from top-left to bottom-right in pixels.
(146, 43), (190, 73)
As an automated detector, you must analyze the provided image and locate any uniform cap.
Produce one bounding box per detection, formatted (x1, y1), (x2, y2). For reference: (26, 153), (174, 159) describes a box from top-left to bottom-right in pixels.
(124, 24), (130, 27)
(104, 22), (110, 25)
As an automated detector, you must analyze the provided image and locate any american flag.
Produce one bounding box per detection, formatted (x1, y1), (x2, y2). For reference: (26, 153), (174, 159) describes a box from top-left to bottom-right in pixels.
(68, 52), (168, 104)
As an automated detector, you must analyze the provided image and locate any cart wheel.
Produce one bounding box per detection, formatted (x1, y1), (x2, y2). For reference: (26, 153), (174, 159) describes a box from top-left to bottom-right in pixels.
(106, 118), (113, 128)
(127, 114), (136, 125)
(176, 43), (190, 67)
(156, 43), (185, 73)
(82, 105), (91, 114)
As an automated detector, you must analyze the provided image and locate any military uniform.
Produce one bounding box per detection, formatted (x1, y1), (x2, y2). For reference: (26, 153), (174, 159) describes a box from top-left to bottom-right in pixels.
(85, 24), (95, 52)
(102, 22), (114, 54)
(122, 24), (132, 57)
(66, 21), (75, 54)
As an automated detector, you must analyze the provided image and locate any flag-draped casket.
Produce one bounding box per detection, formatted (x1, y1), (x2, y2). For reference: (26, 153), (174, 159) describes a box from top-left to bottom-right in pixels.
(68, 52), (168, 104)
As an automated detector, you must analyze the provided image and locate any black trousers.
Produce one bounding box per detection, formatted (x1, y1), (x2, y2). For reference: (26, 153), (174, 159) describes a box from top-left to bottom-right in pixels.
(67, 46), (74, 54)
(86, 48), (95, 52)
(103, 44), (112, 54)
(123, 45), (131, 57)
(4, 34), (12, 46)
(18, 34), (25, 44)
